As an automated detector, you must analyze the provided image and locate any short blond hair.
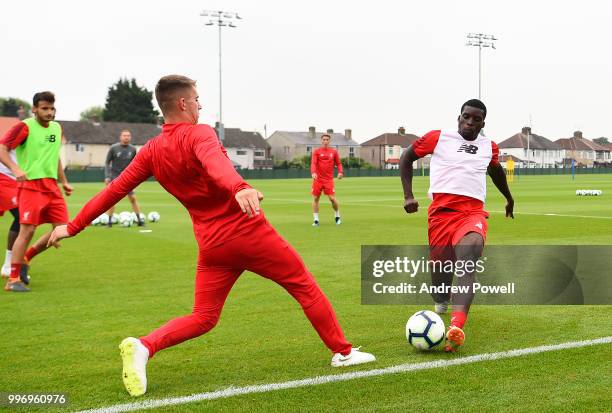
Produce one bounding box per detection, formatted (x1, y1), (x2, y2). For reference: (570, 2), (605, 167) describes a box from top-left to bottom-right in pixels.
(155, 75), (197, 114)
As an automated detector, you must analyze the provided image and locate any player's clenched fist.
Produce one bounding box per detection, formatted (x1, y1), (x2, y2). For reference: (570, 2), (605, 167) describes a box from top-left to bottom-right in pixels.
(235, 188), (264, 217)
(403, 197), (419, 214)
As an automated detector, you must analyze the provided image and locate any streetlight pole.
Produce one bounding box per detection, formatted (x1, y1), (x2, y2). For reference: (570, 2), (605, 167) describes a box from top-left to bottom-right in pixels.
(201, 10), (241, 142)
(465, 33), (497, 100)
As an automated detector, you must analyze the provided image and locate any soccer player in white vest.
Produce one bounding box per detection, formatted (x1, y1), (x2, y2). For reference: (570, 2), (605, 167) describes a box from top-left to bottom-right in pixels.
(400, 99), (514, 352)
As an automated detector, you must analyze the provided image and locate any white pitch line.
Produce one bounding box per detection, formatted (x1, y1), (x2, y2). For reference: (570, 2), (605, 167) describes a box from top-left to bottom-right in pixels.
(75, 336), (612, 413)
(490, 211), (612, 220)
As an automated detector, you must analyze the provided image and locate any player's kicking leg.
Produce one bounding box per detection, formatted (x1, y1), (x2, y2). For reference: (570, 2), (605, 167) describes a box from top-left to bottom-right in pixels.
(246, 224), (375, 366)
(445, 232), (484, 352)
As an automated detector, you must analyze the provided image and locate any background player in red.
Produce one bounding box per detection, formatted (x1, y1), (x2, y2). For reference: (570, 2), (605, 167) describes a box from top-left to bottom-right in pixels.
(0, 92), (73, 292)
(48, 75), (375, 397)
(310, 134), (343, 226)
(399, 99), (514, 352)
(0, 151), (20, 278)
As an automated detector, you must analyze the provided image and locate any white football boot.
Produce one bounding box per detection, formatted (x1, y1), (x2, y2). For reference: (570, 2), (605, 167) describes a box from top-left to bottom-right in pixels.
(331, 347), (376, 367)
(119, 337), (149, 396)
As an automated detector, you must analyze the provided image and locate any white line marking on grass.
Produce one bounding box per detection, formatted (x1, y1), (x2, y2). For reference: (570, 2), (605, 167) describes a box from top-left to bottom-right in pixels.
(491, 211), (612, 220)
(76, 336), (611, 413)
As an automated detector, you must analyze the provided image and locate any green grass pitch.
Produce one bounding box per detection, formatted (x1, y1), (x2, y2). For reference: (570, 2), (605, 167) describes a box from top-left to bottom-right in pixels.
(0, 175), (610, 412)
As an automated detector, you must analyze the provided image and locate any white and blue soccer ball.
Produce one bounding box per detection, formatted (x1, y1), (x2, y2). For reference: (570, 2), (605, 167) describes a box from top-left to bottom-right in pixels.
(111, 213), (120, 224)
(119, 211), (133, 227)
(406, 310), (445, 350)
(147, 211), (160, 223)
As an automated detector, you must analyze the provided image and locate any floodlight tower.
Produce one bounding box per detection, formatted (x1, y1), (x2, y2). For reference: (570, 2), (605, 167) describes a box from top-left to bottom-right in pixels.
(201, 10), (241, 141)
(465, 33), (497, 100)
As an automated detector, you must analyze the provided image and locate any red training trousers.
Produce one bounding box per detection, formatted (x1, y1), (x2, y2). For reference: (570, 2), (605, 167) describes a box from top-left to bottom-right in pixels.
(140, 223), (352, 357)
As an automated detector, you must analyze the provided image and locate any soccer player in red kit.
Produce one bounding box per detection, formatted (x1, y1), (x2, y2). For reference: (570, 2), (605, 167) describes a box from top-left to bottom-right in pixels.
(48, 75), (375, 396)
(0, 92), (73, 292)
(399, 99), (514, 352)
(311, 134), (343, 226)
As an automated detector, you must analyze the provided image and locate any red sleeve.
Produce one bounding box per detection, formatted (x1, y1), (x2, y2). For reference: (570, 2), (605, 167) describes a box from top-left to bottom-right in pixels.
(310, 148), (318, 174)
(489, 141), (500, 167)
(411, 130), (441, 158)
(67, 144), (153, 236)
(190, 125), (251, 195)
(0, 122), (29, 149)
(335, 150), (343, 175)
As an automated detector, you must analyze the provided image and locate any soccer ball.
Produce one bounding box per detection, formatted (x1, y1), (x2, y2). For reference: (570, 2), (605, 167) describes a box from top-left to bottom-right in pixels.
(130, 212), (138, 223)
(98, 214), (110, 226)
(111, 213), (120, 224)
(119, 212), (133, 227)
(147, 211), (160, 223)
(406, 310), (445, 350)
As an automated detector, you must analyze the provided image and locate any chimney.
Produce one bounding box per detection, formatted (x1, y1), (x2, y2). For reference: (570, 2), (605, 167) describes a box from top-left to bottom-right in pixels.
(344, 129), (352, 140)
(308, 126), (316, 139)
(398, 126), (406, 135)
(326, 128), (334, 135)
(573, 131), (583, 139)
(522, 126), (531, 135)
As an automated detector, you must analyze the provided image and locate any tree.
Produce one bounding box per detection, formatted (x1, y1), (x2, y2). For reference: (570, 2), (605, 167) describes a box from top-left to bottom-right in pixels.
(0, 97), (31, 117)
(80, 106), (104, 122)
(341, 157), (373, 169)
(103, 78), (159, 123)
(593, 137), (609, 145)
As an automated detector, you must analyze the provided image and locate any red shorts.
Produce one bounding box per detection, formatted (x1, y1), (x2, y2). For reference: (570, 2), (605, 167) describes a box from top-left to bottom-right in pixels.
(312, 179), (335, 196)
(18, 187), (69, 225)
(0, 174), (18, 216)
(428, 209), (488, 259)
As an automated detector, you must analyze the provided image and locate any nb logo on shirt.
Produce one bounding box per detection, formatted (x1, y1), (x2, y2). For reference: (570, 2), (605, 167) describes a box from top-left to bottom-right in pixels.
(45, 134), (57, 143)
(457, 144), (478, 154)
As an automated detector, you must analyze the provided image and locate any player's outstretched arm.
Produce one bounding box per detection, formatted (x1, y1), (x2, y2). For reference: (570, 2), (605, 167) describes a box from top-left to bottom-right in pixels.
(400, 146), (420, 214)
(487, 163), (514, 218)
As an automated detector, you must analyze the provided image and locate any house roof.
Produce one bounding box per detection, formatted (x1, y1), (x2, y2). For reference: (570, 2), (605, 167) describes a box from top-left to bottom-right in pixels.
(0, 117), (19, 136)
(361, 132), (419, 147)
(215, 127), (270, 149)
(555, 137), (608, 151)
(499, 154), (529, 163)
(60, 120), (161, 145)
(270, 130), (360, 147)
(498, 128), (561, 150)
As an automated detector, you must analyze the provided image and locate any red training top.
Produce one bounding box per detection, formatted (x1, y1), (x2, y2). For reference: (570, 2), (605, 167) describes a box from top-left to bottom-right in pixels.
(68, 123), (264, 250)
(311, 147), (343, 181)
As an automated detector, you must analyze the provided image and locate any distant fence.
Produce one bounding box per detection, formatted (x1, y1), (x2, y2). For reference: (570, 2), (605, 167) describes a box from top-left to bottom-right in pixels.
(65, 166), (612, 182)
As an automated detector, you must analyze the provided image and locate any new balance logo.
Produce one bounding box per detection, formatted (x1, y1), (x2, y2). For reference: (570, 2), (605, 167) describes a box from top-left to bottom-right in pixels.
(45, 134), (57, 143)
(475, 222), (483, 230)
(23, 211), (30, 220)
(457, 144), (478, 154)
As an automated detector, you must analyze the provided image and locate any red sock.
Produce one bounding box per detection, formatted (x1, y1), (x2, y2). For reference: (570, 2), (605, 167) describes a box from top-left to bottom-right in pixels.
(25, 246), (40, 262)
(9, 263), (21, 282)
(450, 311), (467, 329)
